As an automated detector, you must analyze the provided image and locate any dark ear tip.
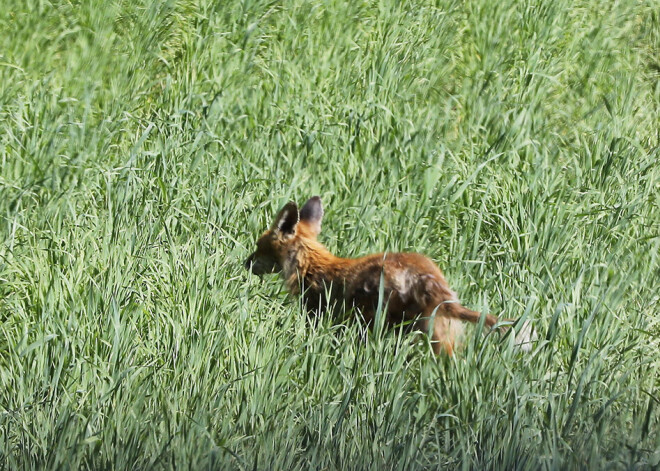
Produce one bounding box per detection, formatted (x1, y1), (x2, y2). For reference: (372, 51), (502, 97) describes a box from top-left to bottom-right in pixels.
(305, 196), (322, 208)
(300, 196), (324, 228)
(274, 200), (300, 234)
(280, 201), (299, 213)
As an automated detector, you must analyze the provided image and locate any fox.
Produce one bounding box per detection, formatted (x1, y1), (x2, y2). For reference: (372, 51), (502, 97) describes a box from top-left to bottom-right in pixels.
(245, 196), (535, 355)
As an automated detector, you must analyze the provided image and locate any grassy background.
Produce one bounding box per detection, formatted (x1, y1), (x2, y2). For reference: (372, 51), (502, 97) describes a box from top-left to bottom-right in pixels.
(1, 0), (658, 469)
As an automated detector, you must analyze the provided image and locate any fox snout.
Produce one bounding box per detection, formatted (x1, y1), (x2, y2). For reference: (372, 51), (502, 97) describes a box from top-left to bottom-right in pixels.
(244, 251), (279, 275)
(244, 253), (255, 271)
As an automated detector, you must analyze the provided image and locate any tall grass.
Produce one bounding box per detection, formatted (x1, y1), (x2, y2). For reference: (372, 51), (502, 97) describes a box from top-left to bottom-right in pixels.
(0, 0), (658, 469)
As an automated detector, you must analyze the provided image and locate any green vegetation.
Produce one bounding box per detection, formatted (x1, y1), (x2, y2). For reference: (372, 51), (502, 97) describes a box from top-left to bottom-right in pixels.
(1, 0), (658, 469)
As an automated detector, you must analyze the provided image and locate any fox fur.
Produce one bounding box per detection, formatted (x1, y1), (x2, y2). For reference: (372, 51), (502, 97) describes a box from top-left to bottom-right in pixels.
(245, 196), (535, 355)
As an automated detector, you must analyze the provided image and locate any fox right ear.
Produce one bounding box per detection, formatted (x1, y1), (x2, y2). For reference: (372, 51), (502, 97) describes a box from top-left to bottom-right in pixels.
(272, 201), (299, 236)
(300, 196), (323, 236)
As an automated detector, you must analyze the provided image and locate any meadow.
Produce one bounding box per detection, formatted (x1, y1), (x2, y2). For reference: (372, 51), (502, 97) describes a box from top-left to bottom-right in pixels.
(0, 0), (658, 469)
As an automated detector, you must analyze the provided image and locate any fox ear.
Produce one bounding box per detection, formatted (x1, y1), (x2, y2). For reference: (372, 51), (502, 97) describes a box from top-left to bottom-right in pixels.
(272, 201), (299, 235)
(300, 196), (323, 235)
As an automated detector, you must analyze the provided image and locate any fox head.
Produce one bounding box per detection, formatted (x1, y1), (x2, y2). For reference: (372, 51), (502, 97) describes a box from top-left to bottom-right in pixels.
(245, 196), (324, 275)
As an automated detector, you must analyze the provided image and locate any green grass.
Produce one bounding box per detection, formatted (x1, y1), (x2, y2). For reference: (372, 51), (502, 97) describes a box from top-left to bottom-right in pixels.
(1, 0), (658, 469)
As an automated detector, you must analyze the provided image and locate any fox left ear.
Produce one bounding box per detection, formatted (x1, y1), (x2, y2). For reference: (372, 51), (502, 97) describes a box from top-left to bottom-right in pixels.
(300, 196), (323, 236)
(273, 201), (299, 236)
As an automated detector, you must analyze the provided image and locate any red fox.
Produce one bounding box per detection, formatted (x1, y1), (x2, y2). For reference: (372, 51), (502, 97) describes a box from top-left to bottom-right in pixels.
(245, 196), (535, 355)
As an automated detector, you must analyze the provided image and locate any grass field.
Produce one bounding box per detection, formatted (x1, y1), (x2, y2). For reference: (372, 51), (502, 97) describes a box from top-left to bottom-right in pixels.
(1, 0), (659, 469)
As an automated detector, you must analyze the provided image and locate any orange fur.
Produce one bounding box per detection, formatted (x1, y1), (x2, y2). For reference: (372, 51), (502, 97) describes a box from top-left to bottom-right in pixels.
(245, 197), (504, 355)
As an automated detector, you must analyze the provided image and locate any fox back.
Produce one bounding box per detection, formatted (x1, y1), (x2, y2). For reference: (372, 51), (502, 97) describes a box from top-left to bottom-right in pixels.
(245, 197), (534, 355)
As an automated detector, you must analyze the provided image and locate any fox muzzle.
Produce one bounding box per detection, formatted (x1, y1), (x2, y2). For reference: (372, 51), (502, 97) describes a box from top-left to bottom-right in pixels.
(244, 253), (255, 271)
(244, 252), (279, 275)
